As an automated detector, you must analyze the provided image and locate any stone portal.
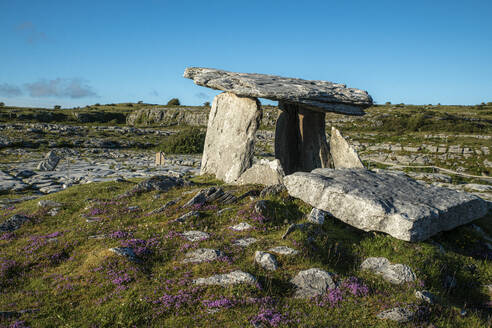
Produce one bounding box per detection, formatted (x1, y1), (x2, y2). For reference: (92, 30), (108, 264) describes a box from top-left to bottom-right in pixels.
(184, 67), (373, 183)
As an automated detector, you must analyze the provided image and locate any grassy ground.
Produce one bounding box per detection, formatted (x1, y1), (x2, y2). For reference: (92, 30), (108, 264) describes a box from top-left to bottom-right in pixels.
(1, 176), (491, 327)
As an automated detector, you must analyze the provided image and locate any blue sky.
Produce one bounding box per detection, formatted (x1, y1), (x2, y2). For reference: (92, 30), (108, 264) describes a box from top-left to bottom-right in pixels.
(1, 0), (491, 108)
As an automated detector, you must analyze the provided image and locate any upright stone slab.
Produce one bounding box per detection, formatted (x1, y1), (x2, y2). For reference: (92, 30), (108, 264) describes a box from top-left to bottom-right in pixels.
(283, 168), (489, 242)
(330, 127), (364, 169)
(155, 152), (165, 166)
(275, 101), (330, 174)
(200, 92), (262, 183)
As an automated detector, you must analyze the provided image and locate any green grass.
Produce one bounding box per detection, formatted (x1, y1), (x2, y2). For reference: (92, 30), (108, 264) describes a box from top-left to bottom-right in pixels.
(1, 177), (491, 327)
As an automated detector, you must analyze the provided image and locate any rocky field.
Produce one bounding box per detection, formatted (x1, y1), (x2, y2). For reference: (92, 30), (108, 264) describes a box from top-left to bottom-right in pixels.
(0, 103), (491, 327)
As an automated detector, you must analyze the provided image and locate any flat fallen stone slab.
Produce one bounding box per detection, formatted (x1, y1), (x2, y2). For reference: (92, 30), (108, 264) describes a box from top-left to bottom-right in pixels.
(268, 246), (299, 255)
(193, 270), (257, 286)
(284, 168), (489, 242)
(290, 268), (336, 298)
(182, 248), (224, 263)
(184, 67), (372, 115)
(361, 257), (416, 284)
(182, 230), (209, 242)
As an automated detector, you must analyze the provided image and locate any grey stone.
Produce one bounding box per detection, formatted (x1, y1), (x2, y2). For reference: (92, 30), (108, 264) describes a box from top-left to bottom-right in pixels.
(254, 200), (268, 216)
(184, 67), (372, 114)
(283, 168), (488, 242)
(183, 248), (224, 263)
(268, 246), (298, 255)
(200, 92), (262, 183)
(307, 208), (327, 225)
(148, 199), (179, 215)
(193, 270), (257, 286)
(361, 257), (416, 284)
(329, 127), (364, 169)
(183, 190), (207, 208)
(130, 175), (187, 194)
(37, 151), (60, 171)
(0, 171), (29, 192)
(47, 207), (60, 216)
(376, 307), (414, 323)
(230, 222), (253, 231)
(259, 184), (287, 198)
(415, 290), (435, 304)
(0, 214), (30, 232)
(175, 211), (200, 223)
(254, 251), (278, 271)
(233, 237), (258, 247)
(38, 200), (62, 208)
(182, 230), (209, 242)
(290, 268), (336, 298)
(281, 223), (306, 239)
(236, 159), (285, 186)
(109, 247), (138, 262)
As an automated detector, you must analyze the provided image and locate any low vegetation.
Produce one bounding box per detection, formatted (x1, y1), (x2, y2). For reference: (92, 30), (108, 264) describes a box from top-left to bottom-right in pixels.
(0, 176), (491, 327)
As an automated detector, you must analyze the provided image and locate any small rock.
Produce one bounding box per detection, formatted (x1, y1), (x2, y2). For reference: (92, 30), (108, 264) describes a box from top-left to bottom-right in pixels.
(415, 290), (435, 304)
(290, 268), (336, 298)
(217, 207), (232, 215)
(193, 270), (257, 286)
(148, 198), (179, 215)
(281, 223), (305, 239)
(233, 237), (258, 247)
(175, 211), (200, 223)
(183, 190), (207, 208)
(37, 151), (61, 171)
(254, 200), (268, 216)
(254, 251), (278, 271)
(0, 214), (30, 232)
(47, 207), (60, 216)
(109, 247), (138, 262)
(307, 208), (327, 225)
(183, 248), (224, 263)
(38, 200), (62, 208)
(268, 246), (298, 255)
(376, 307), (414, 323)
(361, 257), (416, 284)
(230, 222), (253, 231)
(182, 231), (209, 242)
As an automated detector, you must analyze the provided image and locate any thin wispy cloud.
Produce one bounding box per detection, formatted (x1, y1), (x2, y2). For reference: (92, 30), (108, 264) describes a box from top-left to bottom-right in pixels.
(0, 83), (23, 97)
(16, 21), (47, 44)
(24, 78), (97, 98)
(150, 90), (160, 97)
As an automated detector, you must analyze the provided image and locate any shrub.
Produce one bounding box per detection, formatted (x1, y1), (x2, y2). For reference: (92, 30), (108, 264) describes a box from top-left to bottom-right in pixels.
(167, 98), (180, 106)
(384, 101), (391, 105)
(0, 102), (4, 107)
(157, 127), (205, 154)
(95, 103), (101, 106)
(54, 105), (61, 110)
(137, 101), (143, 104)
(203, 101), (211, 107)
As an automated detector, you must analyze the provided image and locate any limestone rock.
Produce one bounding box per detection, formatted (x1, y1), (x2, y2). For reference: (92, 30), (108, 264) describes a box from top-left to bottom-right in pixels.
(131, 175), (187, 194)
(37, 151), (60, 171)
(200, 92), (262, 183)
(361, 257), (416, 284)
(230, 222), (253, 231)
(233, 237), (258, 247)
(329, 127), (364, 169)
(38, 200), (62, 208)
(415, 290), (435, 304)
(307, 208), (327, 225)
(290, 268), (336, 298)
(254, 251), (278, 271)
(376, 307), (414, 323)
(182, 230), (209, 242)
(109, 247), (138, 262)
(236, 159), (285, 186)
(283, 168), (488, 242)
(183, 248), (224, 263)
(268, 246), (298, 255)
(259, 184), (287, 198)
(184, 67), (372, 115)
(175, 211), (200, 223)
(0, 171), (29, 192)
(0, 214), (30, 232)
(193, 270), (257, 286)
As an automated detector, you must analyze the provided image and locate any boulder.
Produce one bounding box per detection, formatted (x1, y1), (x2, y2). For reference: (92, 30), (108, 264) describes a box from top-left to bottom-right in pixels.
(329, 127), (364, 169)
(290, 268), (336, 298)
(182, 231), (209, 242)
(37, 151), (60, 171)
(184, 67), (372, 114)
(193, 270), (257, 286)
(200, 92), (262, 183)
(307, 208), (327, 225)
(0, 214), (30, 232)
(361, 257), (416, 284)
(182, 248), (224, 263)
(236, 159), (285, 186)
(233, 237), (258, 247)
(376, 307), (414, 323)
(268, 246), (298, 255)
(254, 251), (278, 271)
(283, 168), (488, 242)
(230, 222), (253, 231)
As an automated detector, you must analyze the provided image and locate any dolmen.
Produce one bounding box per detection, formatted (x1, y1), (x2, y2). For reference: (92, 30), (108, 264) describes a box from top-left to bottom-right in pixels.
(184, 67), (373, 183)
(184, 67), (488, 242)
